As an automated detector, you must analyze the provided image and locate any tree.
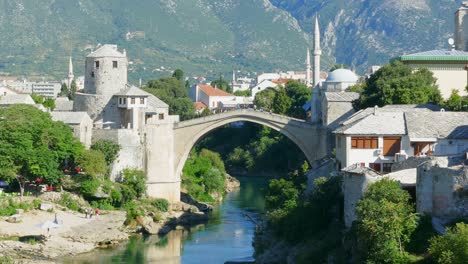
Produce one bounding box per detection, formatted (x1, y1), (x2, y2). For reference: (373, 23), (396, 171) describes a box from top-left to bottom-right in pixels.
(60, 83), (69, 97)
(272, 87), (292, 114)
(172, 69), (184, 81)
(353, 60), (442, 109)
(144, 77), (196, 119)
(122, 169), (147, 198)
(170, 98), (196, 120)
(0, 105), (83, 196)
(76, 149), (107, 178)
(234, 90), (251, 97)
(429, 222), (468, 264)
(285, 81), (310, 119)
(444, 89), (468, 111)
(69, 80), (77, 100)
(31, 94), (55, 110)
(91, 140), (121, 166)
(211, 75), (232, 93)
(254, 88), (276, 111)
(355, 179), (418, 263)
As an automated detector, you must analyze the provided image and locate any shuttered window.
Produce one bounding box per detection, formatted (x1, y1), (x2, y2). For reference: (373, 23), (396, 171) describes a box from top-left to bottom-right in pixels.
(383, 137), (401, 156)
(351, 137), (378, 149)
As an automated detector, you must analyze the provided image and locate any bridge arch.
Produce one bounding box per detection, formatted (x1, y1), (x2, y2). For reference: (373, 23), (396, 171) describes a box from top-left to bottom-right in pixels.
(172, 109), (327, 183)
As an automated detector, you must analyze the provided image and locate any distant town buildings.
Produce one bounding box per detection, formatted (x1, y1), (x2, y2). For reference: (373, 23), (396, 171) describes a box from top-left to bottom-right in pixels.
(189, 84), (253, 112)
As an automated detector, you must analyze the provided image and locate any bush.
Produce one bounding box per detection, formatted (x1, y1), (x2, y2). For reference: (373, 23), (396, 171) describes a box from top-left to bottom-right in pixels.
(80, 179), (100, 199)
(0, 199), (34, 216)
(76, 150), (107, 178)
(91, 140), (121, 166)
(429, 222), (468, 263)
(203, 168), (225, 194)
(151, 198), (169, 212)
(122, 169), (146, 199)
(124, 201), (144, 224)
(58, 193), (80, 211)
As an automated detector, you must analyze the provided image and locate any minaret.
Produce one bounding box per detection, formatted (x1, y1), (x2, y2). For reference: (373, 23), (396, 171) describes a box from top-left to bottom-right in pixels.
(306, 49), (311, 87)
(68, 56), (74, 88)
(311, 14), (322, 124)
(313, 15), (322, 87)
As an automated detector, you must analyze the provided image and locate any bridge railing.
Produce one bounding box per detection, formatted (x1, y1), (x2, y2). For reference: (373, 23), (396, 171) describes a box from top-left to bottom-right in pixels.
(174, 108), (313, 129)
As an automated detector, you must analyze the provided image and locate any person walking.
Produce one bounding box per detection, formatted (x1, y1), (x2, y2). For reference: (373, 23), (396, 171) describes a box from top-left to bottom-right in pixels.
(84, 208), (88, 218)
(95, 208), (100, 218)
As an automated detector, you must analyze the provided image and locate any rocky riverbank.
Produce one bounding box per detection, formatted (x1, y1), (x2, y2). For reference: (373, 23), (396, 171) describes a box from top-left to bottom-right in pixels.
(0, 196), (212, 263)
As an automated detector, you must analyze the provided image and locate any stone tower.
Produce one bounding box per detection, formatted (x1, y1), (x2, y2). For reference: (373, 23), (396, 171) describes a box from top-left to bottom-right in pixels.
(84, 44), (128, 96)
(306, 48), (312, 87)
(74, 44), (128, 126)
(310, 14), (322, 123)
(455, 1), (468, 51)
(68, 56), (74, 88)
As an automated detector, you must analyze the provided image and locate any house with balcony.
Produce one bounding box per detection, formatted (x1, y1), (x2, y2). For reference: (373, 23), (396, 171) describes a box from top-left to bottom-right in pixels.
(334, 105), (468, 173)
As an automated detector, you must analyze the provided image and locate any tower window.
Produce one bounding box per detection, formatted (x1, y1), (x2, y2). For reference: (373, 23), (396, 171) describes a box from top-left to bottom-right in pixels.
(95, 61), (99, 68)
(113, 61), (118, 68)
(91, 71), (95, 78)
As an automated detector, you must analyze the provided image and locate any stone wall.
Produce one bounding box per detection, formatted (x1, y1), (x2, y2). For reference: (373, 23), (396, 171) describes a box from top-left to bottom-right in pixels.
(93, 129), (144, 181)
(417, 159), (468, 219)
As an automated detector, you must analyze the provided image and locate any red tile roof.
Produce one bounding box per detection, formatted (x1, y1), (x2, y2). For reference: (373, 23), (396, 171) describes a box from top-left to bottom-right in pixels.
(194, 102), (207, 110)
(197, 84), (232, 96)
(271, 78), (292, 85)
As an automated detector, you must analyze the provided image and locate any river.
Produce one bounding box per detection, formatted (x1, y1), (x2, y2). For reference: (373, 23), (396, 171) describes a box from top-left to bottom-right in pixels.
(65, 176), (268, 264)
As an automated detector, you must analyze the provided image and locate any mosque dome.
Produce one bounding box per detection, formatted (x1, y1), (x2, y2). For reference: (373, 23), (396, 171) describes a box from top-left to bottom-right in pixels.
(326, 69), (359, 83)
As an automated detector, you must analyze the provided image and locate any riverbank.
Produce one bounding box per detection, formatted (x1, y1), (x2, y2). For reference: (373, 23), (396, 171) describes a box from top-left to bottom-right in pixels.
(0, 197), (211, 263)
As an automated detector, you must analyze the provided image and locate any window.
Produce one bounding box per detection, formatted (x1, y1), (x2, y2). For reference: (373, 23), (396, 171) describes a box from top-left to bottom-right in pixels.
(91, 71), (95, 78)
(119, 98), (122, 104)
(113, 61), (118, 68)
(369, 163), (381, 172)
(95, 61), (99, 68)
(140, 98), (145, 104)
(131, 98), (135, 104)
(382, 163), (393, 173)
(158, 113), (164, 120)
(123, 98), (127, 104)
(351, 137), (378, 149)
(383, 137), (401, 156)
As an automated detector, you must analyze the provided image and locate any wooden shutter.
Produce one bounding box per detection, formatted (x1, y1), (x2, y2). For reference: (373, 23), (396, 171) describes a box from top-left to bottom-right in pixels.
(383, 137), (401, 156)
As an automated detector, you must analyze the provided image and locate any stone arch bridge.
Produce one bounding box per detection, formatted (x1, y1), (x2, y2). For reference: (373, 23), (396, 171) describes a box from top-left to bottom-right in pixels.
(145, 109), (328, 202)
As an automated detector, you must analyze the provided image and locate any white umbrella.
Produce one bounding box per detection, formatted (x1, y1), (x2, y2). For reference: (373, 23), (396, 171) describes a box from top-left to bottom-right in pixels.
(36, 221), (61, 229)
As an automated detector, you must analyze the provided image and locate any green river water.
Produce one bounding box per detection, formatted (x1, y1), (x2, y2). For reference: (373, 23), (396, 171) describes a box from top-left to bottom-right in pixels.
(64, 176), (268, 264)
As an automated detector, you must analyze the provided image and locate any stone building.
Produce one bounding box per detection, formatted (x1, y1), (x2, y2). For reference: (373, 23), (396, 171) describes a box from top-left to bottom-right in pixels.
(50, 111), (93, 149)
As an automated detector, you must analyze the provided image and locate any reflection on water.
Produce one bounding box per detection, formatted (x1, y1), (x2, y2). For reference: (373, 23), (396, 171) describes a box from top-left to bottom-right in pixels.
(65, 177), (267, 264)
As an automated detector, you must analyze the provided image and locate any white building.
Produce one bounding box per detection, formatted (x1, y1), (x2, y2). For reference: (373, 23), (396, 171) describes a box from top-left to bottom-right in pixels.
(0, 86), (21, 96)
(250, 80), (279, 97)
(6, 80), (61, 98)
(334, 105), (468, 173)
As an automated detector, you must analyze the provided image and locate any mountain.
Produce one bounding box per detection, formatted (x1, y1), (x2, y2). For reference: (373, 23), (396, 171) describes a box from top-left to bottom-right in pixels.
(0, 0), (331, 82)
(269, 0), (460, 72)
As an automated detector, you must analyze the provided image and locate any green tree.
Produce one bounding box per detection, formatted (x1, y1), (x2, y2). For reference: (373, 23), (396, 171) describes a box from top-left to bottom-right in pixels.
(254, 88), (276, 111)
(122, 169), (147, 199)
(429, 222), (468, 264)
(272, 87), (292, 114)
(0, 105), (83, 196)
(91, 140), (121, 166)
(76, 149), (107, 178)
(355, 179), (418, 263)
(69, 80), (77, 100)
(233, 90), (251, 97)
(31, 94), (55, 110)
(444, 89), (468, 111)
(170, 98), (196, 120)
(60, 83), (69, 97)
(353, 60), (442, 109)
(172, 69), (184, 81)
(285, 81), (310, 119)
(265, 178), (299, 227)
(211, 75), (232, 93)
(144, 77), (196, 119)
